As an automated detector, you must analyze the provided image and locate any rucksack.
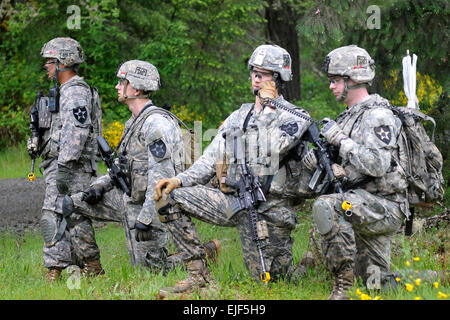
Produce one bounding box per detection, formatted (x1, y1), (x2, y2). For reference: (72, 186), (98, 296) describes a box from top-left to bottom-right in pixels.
(145, 106), (196, 170)
(391, 106), (444, 206)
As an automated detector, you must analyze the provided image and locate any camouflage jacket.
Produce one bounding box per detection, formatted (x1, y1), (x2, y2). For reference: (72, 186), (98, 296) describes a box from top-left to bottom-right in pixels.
(40, 75), (101, 173)
(177, 96), (310, 203)
(96, 102), (186, 226)
(336, 94), (409, 202)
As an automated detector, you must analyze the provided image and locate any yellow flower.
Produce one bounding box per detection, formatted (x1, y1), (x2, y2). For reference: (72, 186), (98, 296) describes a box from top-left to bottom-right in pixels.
(414, 296), (421, 300)
(373, 296), (382, 300)
(405, 261), (411, 267)
(356, 288), (362, 296)
(405, 283), (414, 292)
(433, 282), (439, 289)
(360, 293), (372, 300)
(438, 292), (448, 299)
(413, 257), (420, 262)
(415, 278), (421, 286)
(395, 277), (401, 282)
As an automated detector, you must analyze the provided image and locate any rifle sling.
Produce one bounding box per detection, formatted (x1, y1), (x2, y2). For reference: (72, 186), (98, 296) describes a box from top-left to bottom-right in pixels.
(242, 105), (291, 197)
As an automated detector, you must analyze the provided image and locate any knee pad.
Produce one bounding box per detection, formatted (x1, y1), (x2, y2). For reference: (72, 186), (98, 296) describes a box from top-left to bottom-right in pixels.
(40, 211), (59, 247)
(62, 195), (75, 217)
(312, 198), (335, 235)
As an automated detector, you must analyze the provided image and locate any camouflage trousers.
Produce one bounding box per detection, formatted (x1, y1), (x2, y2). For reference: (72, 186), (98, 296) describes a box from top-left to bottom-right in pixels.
(67, 187), (181, 271)
(40, 158), (92, 269)
(312, 188), (406, 287)
(165, 185), (300, 282)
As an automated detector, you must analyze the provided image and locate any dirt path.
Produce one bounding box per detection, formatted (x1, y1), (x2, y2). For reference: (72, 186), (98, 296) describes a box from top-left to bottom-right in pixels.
(0, 178), (45, 233)
(0, 178), (111, 235)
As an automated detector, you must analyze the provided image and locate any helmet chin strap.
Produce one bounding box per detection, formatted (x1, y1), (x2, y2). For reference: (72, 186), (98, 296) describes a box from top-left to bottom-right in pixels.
(339, 77), (368, 102)
(119, 80), (148, 102)
(52, 59), (75, 82)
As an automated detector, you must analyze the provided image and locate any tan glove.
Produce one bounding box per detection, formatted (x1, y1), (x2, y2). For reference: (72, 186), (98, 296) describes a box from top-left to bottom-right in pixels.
(27, 136), (39, 156)
(258, 80), (278, 101)
(153, 177), (181, 201)
(331, 164), (346, 179)
(301, 149), (318, 171)
(320, 118), (348, 147)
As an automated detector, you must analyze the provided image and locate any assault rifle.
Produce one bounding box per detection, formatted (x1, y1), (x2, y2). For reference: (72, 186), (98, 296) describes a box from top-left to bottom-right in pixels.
(97, 136), (131, 196)
(261, 98), (352, 214)
(28, 91), (43, 181)
(224, 130), (271, 283)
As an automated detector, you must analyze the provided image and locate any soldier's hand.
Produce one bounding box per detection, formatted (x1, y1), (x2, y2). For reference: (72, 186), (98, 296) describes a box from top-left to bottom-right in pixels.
(81, 186), (104, 205)
(301, 149), (318, 171)
(258, 80), (278, 102)
(153, 177), (181, 201)
(320, 118), (348, 147)
(27, 137), (39, 156)
(331, 163), (346, 179)
(135, 222), (153, 242)
(56, 165), (71, 194)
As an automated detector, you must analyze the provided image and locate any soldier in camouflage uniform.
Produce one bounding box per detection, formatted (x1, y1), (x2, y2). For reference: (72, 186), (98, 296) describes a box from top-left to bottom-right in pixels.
(62, 60), (219, 272)
(154, 45), (312, 297)
(304, 45), (410, 299)
(26, 37), (103, 281)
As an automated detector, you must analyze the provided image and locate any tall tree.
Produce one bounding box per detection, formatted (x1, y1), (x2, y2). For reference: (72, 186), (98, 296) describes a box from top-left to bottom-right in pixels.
(265, 0), (302, 101)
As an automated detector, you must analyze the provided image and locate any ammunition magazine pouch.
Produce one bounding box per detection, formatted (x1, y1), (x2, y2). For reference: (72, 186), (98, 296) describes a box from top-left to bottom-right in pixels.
(256, 220), (269, 240)
(155, 191), (182, 223)
(158, 210), (182, 223)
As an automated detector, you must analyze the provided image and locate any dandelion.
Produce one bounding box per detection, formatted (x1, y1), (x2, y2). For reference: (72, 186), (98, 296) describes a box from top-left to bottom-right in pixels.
(360, 293), (372, 300)
(405, 261), (411, 267)
(413, 257), (420, 262)
(356, 288), (362, 296)
(373, 296), (382, 300)
(405, 283), (414, 292)
(438, 292), (448, 299)
(414, 296), (421, 300)
(415, 278), (421, 286)
(433, 282), (439, 289)
(395, 277), (401, 282)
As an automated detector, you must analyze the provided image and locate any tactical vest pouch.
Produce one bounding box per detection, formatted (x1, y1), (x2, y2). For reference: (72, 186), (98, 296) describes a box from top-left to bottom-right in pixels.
(38, 97), (52, 129)
(130, 159), (148, 203)
(364, 166), (409, 196)
(215, 153), (233, 193)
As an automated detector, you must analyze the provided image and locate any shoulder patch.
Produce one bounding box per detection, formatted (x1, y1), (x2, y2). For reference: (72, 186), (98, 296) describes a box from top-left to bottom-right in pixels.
(72, 106), (88, 124)
(281, 122), (299, 136)
(374, 125), (392, 144)
(149, 139), (166, 158)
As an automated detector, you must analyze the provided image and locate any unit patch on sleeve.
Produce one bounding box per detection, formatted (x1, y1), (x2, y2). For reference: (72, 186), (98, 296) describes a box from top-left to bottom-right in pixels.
(149, 139), (167, 158)
(72, 106), (88, 124)
(374, 125), (392, 144)
(281, 122), (299, 136)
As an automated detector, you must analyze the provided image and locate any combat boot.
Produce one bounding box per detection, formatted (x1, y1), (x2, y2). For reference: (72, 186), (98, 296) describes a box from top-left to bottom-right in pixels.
(203, 239), (221, 264)
(159, 259), (210, 298)
(83, 259), (105, 277)
(328, 269), (354, 300)
(46, 267), (63, 282)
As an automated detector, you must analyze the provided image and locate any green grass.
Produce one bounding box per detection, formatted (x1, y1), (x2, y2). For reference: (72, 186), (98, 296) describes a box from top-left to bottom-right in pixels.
(0, 212), (448, 300)
(0, 144), (448, 300)
(0, 143), (107, 179)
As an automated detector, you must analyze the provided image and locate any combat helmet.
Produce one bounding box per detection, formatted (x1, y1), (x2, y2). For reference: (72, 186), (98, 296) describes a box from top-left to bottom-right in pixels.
(41, 37), (84, 67)
(116, 60), (160, 101)
(322, 45), (375, 101)
(322, 45), (375, 84)
(248, 44), (293, 82)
